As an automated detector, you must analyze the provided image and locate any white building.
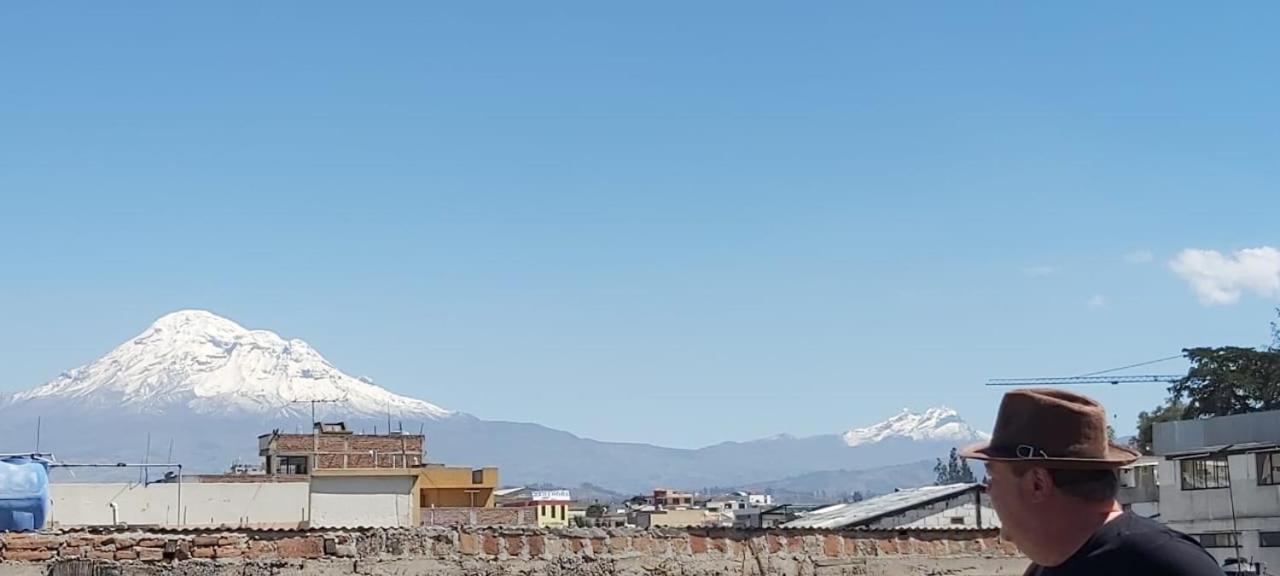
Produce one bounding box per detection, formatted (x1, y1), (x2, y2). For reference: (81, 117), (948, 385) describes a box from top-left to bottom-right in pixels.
(1117, 456), (1161, 519)
(781, 484), (998, 530)
(1153, 410), (1280, 573)
(47, 469), (419, 529)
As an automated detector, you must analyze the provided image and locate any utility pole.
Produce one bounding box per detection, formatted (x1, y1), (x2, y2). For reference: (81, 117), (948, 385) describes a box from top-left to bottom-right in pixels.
(1215, 444), (1242, 565)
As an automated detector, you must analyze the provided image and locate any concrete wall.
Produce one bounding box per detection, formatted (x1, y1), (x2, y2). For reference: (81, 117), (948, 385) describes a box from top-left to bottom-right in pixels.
(310, 476), (414, 528)
(635, 509), (728, 528)
(1154, 410), (1280, 456)
(0, 526), (1027, 575)
(891, 502), (1001, 529)
(48, 483), (309, 527)
(1159, 454), (1280, 569)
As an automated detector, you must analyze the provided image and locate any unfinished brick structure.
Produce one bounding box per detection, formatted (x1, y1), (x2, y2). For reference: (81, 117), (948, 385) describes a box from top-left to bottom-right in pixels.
(258, 422), (424, 474)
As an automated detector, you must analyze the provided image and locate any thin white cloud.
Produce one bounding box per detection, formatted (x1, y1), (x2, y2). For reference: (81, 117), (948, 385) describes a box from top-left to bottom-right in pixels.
(1169, 247), (1280, 305)
(1022, 265), (1059, 278)
(1125, 250), (1154, 264)
(1087, 294), (1107, 310)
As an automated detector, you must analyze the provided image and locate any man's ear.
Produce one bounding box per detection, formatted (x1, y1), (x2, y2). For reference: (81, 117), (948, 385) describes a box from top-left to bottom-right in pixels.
(1025, 467), (1054, 504)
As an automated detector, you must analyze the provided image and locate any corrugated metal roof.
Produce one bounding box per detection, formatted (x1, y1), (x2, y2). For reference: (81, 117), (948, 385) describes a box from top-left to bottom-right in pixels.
(781, 484), (981, 529)
(1165, 442), (1279, 459)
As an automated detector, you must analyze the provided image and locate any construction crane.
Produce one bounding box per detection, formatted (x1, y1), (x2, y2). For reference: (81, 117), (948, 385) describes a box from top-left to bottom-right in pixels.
(986, 374), (1181, 386)
(985, 354), (1185, 387)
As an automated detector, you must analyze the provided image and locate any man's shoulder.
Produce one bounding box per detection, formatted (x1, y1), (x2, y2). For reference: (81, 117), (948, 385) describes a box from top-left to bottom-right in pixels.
(1095, 515), (1222, 574)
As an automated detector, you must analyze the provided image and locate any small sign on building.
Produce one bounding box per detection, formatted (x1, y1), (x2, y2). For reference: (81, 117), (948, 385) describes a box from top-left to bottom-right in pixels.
(530, 489), (571, 501)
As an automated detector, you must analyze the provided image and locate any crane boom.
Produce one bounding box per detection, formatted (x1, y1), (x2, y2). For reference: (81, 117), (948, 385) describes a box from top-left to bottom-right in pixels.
(986, 374), (1182, 386)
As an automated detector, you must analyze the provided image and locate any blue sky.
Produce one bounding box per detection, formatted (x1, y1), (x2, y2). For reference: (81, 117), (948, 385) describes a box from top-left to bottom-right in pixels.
(3, 2), (1279, 448)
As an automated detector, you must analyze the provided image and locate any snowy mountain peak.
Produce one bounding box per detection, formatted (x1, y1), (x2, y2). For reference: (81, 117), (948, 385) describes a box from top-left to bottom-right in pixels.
(12, 310), (451, 419)
(841, 406), (989, 447)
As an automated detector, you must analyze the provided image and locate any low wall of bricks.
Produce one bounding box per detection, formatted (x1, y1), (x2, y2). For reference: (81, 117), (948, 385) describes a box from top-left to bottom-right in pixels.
(420, 507), (535, 526)
(0, 526), (1026, 575)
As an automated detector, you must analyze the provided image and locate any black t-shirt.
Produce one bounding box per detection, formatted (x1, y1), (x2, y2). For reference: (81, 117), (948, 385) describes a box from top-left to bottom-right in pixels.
(1026, 513), (1224, 576)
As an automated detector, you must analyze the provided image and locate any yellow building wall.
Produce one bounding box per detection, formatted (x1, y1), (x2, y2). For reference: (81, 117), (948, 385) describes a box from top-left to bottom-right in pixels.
(417, 466), (498, 508)
(535, 503), (569, 528)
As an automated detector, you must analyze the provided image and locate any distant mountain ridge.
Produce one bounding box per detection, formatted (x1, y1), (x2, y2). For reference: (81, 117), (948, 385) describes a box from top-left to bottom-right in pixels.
(0, 310), (989, 494)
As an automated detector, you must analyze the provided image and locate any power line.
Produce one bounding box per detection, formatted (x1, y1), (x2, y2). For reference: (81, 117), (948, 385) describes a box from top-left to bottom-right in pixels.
(1075, 355), (1184, 377)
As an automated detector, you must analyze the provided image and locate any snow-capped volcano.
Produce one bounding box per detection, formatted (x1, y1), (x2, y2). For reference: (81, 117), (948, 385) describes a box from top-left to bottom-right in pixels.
(841, 406), (989, 447)
(10, 310), (450, 418)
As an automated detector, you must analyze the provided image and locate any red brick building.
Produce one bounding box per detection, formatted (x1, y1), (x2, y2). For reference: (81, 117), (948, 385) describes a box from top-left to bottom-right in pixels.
(258, 422), (424, 474)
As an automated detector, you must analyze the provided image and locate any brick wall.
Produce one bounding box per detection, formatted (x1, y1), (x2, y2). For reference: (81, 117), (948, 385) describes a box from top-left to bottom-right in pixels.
(0, 527), (1025, 576)
(268, 433), (425, 470)
(420, 508), (535, 527)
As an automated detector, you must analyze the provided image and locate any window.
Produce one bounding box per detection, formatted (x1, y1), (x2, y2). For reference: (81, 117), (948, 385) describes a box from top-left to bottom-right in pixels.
(1121, 465), (1158, 488)
(1261, 532), (1280, 548)
(278, 455), (309, 475)
(1180, 457), (1230, 490)
(472, 469), (484, 484)
(1258, 452), (1280, 486)
(1195, 533), (1239, 548)
(950, 517), (965, 525)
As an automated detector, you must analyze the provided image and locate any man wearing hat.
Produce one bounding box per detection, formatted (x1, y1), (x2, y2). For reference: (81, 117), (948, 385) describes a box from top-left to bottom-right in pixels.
(962, 389), (1223, 575)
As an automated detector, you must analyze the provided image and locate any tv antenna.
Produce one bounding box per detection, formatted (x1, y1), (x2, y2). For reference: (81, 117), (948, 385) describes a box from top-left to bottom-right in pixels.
(291, 395), (347, 425)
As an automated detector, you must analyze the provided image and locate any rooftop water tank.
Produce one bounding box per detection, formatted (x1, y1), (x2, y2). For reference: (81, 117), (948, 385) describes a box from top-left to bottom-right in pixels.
(0, 456), (50, 531)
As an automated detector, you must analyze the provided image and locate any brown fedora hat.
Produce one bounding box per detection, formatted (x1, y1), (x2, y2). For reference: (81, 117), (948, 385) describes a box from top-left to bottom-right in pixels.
(960, 389), (1140, 469)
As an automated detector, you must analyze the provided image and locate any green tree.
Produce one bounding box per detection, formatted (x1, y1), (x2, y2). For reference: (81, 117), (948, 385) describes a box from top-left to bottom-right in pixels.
(935, 447), (977, 485)
(1170, 346), (1280, 417)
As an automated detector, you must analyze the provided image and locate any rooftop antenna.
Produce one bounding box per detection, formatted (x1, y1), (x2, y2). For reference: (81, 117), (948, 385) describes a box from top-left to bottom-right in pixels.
(167, 438), (175, 464)
(291, 395), (347, 473)
(142, 433), (152, 484)
(292, 397), (345, 426)
(34, 417), (41, 453)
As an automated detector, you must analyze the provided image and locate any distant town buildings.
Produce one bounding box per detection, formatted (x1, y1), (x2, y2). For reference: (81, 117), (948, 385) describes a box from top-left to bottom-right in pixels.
(651, 488), (695, 509)
(34, 420), (1018, 536)
(47, 422), (503, 529)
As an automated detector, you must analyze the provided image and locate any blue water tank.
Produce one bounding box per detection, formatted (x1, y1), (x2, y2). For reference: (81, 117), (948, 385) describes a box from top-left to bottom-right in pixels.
(0, 456), (50, 531)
